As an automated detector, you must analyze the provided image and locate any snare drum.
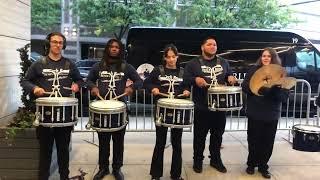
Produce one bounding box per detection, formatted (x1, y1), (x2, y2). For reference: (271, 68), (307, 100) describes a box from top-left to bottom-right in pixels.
(89, 100), (127, 132)
(35, 97), (78, 127)
(292, 124), (320, 152)
(156, 98), (194, 128)
(207, 86), (243, 111)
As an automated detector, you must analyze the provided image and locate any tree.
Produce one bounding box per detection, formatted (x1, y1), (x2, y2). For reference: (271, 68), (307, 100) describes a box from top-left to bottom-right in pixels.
(72, 0), (177, 39)
(31, 0), (61, 31)
(177, 0), (295, 29)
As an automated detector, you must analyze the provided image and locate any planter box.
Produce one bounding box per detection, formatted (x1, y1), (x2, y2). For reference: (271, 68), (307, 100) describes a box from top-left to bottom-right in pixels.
(0, 127), (58, 180)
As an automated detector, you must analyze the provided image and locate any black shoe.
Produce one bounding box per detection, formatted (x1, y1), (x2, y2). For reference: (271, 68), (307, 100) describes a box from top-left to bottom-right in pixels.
(210, 161), (227, 173)
(113, 169), (124, 180)
(246, 166), (255, 175)
(151, 177), (160, 180)
(93, 168), (109, 180)
(193, 161), (203, 173)
(258, 169), (271, 179)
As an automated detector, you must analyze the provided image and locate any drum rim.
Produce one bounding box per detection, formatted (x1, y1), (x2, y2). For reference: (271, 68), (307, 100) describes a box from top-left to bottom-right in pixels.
(208, 86), (242, 93)
(36, 97), (78, 106)
(157, 98), (194, 107)
(292, 124), (320, 133)
(90, 100), (126, 110)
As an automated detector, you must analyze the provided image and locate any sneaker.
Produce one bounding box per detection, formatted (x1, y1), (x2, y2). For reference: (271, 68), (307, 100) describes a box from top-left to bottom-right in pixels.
(210, 161), (227, 173)
(93, 168), (109, 180)
(258, 169), (271, 179)
(246, 166), (255, 175)
(151, 177), (160, 180)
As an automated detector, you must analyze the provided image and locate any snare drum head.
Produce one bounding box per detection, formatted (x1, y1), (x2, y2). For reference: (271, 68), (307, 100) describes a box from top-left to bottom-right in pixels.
(208, 86), (242, 93)
(36, 97), (78, 105)
(157, 98), (194, 108)
(90, 100), (126, 111)
(293, 124), (320, 132)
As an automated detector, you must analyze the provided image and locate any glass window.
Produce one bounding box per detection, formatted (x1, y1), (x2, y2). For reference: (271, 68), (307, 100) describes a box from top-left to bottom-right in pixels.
(296, 48), (320, 71)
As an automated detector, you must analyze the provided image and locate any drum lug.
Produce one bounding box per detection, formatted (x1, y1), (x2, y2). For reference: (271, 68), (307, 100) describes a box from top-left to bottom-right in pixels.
(33, 112), (40, 127)
(303, 134), (306, 141)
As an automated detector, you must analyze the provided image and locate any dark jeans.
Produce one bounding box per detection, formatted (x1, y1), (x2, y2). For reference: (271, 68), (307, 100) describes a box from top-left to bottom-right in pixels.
(150, 126), (183, 178)
(97, 128), (126, 171)
(193, 108), (226, 163)
(37, 126), (73, 180)
(247, 118), (278, 171)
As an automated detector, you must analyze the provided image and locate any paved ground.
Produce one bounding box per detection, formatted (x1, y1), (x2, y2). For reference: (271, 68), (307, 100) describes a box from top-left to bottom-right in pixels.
(49, 130), (320, 180)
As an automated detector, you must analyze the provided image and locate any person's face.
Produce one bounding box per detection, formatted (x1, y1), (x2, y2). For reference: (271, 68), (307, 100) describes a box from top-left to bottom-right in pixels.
(108, 41), (120, 57)
(201, 39), (217, 57)
(261, 50), (272, 66)
(165, 49), (178, 68)
(49, 35), (64, 55)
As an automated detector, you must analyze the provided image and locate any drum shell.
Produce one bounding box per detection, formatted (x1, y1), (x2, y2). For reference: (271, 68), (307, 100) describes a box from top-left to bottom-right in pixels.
(35, 97), (78, 127)
(292, 124), (320, 152)
(156, 98), (194, 128)
(207, 86), (243, 111)
(89, 100), (127, 132)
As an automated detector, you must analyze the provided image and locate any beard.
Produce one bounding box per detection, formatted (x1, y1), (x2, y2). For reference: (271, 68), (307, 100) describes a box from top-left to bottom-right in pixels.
(203, 51), (216, 59)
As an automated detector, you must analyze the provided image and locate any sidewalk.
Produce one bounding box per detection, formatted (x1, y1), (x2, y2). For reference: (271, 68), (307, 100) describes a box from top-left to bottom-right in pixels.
(50, 130), (320, 180)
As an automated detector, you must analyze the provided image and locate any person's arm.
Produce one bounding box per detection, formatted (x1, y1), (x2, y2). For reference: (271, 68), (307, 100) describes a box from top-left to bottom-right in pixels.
(126, 64), (143, 91)
(69, 61), (85, 92)
(143, 67), (161, 93)
(241, 66), (258, 95)
(86, 63), (100, 90)
(21, 62), (39, 94)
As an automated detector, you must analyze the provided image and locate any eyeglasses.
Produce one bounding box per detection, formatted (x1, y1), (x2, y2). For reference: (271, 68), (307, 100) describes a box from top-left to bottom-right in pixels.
(50, 41), (64, 46)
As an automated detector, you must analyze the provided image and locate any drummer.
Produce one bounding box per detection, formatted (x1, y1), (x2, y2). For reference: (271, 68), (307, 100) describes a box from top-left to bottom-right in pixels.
(143, 44), (190, 180)
(241, 47), (290, 179)
(183, 36), (237, 174)
(87, 38), (142, 180)
(22, 32), (83, 180)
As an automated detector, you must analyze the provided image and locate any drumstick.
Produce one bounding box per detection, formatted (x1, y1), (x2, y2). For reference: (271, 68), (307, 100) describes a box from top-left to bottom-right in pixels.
(177, 94), (185, 97)
(158, 92), (169, 97)
(63, 86), (72, 90)
(97, 94), (105, 101)
(113, 93), (127, 100)
(43, 92), (52, 95)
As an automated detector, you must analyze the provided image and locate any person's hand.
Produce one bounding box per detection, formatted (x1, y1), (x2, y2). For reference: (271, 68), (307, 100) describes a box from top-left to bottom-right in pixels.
(227, 75), (237, 85)
(183, 90), (190, 97)
(91, 87), (100, 97)
(125, 87), (134, 96)
(195, 77), (207, 88)
(71, 83), (79, 93)
(151, 88), (160, 96)
(33, 87), (45, 97)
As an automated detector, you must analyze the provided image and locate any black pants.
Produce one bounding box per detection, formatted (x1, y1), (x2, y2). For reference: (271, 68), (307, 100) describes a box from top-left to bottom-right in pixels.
(247, 118), (278, 171)
(37, 126), (73, 180)
(150, 126), (183, 178)
(97, 128), (126, 171)
(193, 108), (226, 163)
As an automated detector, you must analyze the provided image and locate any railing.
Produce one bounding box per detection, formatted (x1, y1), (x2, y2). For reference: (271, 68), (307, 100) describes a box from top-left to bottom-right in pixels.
(73, 79), (319, 133)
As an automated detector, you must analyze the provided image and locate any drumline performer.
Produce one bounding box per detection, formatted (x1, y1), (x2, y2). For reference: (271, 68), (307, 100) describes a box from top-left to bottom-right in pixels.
(144, 44), (190, 180)
(22, 32), (83, 180)
(241, 47), (290, 179)
(87, 38), (142, 180)
(183, 36), (237, 174)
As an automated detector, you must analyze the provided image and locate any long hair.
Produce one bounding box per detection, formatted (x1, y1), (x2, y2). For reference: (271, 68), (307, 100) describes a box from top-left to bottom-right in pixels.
(256, 47), (282, 66)
(100, 38), (125, 71)
(162, 44), (179, 66)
